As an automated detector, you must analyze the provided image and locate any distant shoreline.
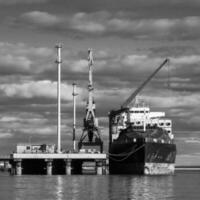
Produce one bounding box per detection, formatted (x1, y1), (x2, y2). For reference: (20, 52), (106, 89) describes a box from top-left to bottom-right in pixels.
(175, 166), (200, 171)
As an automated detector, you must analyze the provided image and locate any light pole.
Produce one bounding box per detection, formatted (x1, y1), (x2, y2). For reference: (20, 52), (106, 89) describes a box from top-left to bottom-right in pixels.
(55, 43), (62, 153)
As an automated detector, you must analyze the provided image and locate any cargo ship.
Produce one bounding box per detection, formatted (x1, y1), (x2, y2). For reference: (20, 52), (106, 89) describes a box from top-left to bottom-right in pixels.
(108, 59), (176, 175)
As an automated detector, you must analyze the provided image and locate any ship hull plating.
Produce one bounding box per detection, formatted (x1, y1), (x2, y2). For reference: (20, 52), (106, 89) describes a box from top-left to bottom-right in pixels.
(109, 140), (176, 175)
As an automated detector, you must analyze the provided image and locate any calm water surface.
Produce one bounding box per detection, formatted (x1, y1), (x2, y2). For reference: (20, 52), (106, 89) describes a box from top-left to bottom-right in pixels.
(0, 171), (200, 200)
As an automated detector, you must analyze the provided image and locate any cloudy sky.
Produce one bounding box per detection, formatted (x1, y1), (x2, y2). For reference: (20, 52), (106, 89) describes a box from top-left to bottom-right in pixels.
(0, 0), (200, 165)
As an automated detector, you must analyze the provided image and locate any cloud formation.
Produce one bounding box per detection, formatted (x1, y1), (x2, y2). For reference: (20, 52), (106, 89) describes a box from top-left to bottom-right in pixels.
(0, 42), (54, 77)
(0, 80), (75, 101)
(11, 11), (200, 40)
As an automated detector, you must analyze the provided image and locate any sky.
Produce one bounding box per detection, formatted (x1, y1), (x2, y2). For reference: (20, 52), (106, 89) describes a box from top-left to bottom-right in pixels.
(0, 0), (200, 165)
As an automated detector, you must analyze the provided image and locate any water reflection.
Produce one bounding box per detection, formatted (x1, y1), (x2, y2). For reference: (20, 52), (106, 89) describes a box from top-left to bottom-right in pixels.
(71, 176), (80, 200)
(3, 171), (200, 200)
(56, 176), (63, 200)
(12, 174), (174, 200)
(130, 176), (174, 200)
(108, 175), (174, 200)
(68, 176), (109, 200)
(14, 176), (28, 200)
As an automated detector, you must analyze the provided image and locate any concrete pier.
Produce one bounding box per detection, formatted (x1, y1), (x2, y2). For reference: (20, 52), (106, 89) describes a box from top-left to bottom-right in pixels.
(65, 159), (72, 175)
(96, 160), (103, 175)
(15, 159), (22, 176)
(10, 153), (107, 175)
(46, 159), (53, 175)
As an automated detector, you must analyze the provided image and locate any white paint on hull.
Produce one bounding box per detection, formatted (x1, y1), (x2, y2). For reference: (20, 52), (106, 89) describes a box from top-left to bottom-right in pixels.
(144, 163), (175, 175)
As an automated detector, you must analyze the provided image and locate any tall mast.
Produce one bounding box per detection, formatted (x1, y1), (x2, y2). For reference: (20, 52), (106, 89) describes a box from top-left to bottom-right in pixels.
(72, 83), (78, 151)
(55, 43), (62, 153)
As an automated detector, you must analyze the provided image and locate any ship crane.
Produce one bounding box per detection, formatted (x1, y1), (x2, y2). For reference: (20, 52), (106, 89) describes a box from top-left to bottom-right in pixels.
(78, 49), (103, 153)
(109, 58), (169, 143)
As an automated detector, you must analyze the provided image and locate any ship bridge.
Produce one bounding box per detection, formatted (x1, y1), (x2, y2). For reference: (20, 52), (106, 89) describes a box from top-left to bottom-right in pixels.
(114, 104), (173, 141)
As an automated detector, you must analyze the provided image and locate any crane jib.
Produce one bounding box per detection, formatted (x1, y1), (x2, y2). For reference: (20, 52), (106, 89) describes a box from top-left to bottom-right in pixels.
(121, 58), (169, 108)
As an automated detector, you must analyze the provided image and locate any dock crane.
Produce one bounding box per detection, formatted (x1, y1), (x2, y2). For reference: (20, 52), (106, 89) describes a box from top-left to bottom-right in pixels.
(78, 49), (103, 153)
(109, 58), (169, 145)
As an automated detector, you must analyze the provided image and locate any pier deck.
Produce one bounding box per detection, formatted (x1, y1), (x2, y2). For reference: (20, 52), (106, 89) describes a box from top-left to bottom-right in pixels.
(10, 152), (107, 176)
(11, 153), (106, 159)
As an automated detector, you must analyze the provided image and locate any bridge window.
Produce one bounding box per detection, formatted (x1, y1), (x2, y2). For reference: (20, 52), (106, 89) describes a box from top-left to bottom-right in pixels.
(26, 146), (31, 150)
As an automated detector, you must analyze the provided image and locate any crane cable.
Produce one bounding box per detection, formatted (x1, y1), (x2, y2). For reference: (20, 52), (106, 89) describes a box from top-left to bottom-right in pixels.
(167, 58), (170, 89)
(108, 144), (146, 162)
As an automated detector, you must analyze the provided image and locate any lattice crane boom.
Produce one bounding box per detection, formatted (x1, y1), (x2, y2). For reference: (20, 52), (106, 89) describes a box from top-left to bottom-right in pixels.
(78, 49), (103, 152)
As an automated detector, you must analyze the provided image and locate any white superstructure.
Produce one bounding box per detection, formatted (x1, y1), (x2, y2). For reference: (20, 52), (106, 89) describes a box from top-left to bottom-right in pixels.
(112, 100), (173, 141)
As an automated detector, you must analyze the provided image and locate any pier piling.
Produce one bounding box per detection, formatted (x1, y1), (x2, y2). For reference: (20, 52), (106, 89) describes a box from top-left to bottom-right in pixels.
(96, 160), (103, 175)
(65, 159), (72, 175)
(46, 159), (53, 175)
(15, 159), (22, 176)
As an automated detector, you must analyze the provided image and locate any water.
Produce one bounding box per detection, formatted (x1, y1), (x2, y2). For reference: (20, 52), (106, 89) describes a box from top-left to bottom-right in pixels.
(0, 171), (200, 200)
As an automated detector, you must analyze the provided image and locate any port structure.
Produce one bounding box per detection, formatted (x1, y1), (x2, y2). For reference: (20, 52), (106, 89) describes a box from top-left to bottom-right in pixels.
(78, 49), (103, 153)
(8, 47), (107, 176)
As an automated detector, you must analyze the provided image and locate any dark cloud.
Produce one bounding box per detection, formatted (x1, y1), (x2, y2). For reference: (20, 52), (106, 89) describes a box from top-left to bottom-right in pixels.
(0, 42), (54, 77)
(42, 0), (200, 19)
(9, 11), (200, 40)
(0, 0), (49, 5)
(148, 46), (200, 57)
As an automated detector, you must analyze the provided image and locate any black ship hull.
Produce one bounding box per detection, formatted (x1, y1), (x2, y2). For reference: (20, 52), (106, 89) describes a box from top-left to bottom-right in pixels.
(109, 139), (176, 175)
